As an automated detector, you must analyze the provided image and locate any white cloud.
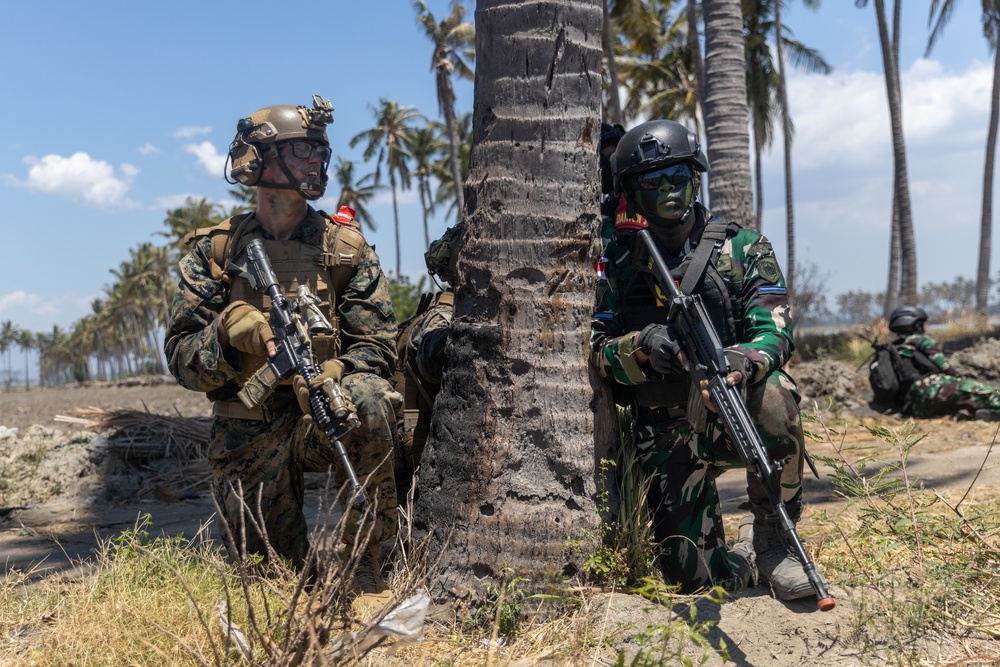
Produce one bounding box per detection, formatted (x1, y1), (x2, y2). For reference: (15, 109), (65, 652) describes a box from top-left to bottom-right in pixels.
(759, 59), (993, 298)
(786, 60), (992, 171)
(0, 291), (41, 314)
(174, 126), (212, 139)
(139, 143), (159, 155)
(185, 141), (227, 177)
(3, 152), (138, 207)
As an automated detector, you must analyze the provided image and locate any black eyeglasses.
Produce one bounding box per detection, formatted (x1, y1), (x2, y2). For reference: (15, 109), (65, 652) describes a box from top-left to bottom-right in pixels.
(633, 164), (694, 190)
(280, 140), (331, 161)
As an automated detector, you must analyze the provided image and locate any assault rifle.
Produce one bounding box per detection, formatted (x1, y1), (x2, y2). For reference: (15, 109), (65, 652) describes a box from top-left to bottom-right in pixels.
(229, 238), (368, 510)
(636, 229), (835, 611)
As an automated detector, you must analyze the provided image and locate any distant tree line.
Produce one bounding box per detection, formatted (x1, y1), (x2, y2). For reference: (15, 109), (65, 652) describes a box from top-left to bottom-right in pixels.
(4, 0), (998, 387)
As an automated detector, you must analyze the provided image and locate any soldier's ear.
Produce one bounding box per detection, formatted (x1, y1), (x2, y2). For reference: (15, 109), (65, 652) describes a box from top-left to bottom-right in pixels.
(693, 172), (702, 193)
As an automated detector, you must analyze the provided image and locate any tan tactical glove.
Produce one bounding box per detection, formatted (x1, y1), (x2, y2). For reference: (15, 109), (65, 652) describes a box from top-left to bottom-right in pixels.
(293, 359), (346, 419)
(220, 302), (274, 356)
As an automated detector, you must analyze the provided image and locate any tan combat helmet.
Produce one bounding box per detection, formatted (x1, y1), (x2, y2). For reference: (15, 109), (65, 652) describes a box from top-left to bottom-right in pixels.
(227, 94), (334, 200)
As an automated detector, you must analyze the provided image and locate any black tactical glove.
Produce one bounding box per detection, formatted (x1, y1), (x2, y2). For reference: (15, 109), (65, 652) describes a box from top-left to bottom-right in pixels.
(724, 350), (756, 387)
(637, 324), (684, 375)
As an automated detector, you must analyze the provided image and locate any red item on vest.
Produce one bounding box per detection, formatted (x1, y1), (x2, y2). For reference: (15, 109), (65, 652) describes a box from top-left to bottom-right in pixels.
(333, 206), (356, 225)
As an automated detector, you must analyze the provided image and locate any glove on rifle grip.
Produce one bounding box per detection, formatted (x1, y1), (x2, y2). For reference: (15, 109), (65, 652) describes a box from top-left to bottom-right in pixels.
(221, 302), (274, 356)
(293, 359), (345, 419)
(637, 324), (684, 375)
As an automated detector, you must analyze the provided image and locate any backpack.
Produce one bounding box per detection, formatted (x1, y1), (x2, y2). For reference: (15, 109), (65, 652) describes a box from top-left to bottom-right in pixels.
(868, 341), (938, 404)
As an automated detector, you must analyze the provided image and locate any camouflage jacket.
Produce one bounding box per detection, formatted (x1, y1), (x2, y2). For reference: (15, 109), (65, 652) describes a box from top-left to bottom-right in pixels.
(894, 333), (955, 375)
(164, 207), (397, 401)
(591, 204), (794, 410)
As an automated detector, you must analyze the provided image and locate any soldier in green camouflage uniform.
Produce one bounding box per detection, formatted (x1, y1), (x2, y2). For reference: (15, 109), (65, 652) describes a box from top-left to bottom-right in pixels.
(888, 306), (1000, 418)
(591, 120), (817, 600)
(164, 97), (399, 589)
(392, 224), (460, 502)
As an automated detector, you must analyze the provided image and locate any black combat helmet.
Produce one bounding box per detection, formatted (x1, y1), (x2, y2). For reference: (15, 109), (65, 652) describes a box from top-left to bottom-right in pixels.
(611, 119), (709, 195)
(888, 305), (929, 333)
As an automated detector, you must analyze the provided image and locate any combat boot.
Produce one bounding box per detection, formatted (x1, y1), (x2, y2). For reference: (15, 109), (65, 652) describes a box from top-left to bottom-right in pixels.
(350, 546), (393, 620)
(354, 545), (388, 595)
(751, 501), (822, 601)
(726, 514), (757, 591)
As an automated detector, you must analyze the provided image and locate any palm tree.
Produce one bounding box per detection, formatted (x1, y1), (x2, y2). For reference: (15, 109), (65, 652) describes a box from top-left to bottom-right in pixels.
(744, 0), (779, 229)
(927, 0), (1000, 317)
(333, 157), (380, 234)
(412, 0), (611, 594)
(687, 0), (706, 111)
(414, 0), (475, 219)
(856, 0), (918, 309)
(15, 328), (34, 391)
(702, 0), (756, 225)
(225, 184), (257, 218)
(745, 0), (829, 296)
(0, 320), (15, 390)
(432, 111), (472, 223)
(407, 122), (449, 249)
(159, 197), (225, 258)
(603, 0), (625, 123)
(615, 2), (700, 128)
(350, 99), (423, 277)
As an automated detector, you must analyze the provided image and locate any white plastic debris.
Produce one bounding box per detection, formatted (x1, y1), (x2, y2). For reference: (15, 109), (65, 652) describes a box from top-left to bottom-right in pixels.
(0, 426), (19, 440)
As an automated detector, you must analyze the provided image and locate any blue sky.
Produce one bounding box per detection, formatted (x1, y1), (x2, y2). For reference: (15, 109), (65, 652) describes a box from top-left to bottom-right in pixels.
(0, 0), (994, 339)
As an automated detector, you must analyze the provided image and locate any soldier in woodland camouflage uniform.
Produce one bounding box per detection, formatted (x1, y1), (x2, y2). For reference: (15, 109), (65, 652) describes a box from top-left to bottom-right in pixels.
(888, 306), (1000, 419)
(164, 96), (399, 592)
(392, 224), (461, 503)
(591, 120), (819, 600)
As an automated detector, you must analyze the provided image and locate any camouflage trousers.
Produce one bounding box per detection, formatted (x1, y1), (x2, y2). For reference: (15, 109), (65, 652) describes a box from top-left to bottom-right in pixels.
(905, 373), (1000, 418)
(208, 372), (400, 569)
(635, 370), (805, 593)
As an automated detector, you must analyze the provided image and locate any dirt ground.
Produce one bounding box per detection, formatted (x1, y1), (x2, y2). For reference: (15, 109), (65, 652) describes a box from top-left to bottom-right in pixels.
(2, 351), (1000, 666)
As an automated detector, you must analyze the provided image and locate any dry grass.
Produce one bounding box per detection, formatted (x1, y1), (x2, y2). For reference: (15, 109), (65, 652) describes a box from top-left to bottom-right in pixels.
(807, 416), (1000, 663)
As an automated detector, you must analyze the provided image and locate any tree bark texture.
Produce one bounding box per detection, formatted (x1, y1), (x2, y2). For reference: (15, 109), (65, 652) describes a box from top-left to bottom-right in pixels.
(701, 0), (755, 226)
(413, 0), (615, 600)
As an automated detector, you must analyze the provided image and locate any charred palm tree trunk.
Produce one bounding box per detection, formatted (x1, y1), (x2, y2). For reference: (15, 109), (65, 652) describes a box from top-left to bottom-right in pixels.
(414, 0), (613, 598)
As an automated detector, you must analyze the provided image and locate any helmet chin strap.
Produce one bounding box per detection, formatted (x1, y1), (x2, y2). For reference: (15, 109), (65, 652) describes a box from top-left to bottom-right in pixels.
(258, 150), (328, 200)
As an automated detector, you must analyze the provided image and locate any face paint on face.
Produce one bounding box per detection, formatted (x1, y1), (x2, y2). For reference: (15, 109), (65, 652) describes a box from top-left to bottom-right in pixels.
(632, 175), (696, 226)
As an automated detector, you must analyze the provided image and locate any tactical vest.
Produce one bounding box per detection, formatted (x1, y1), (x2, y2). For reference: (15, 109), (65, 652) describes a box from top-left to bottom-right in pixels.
(393, 289), (455, 416)
(617, 220), (744, 409)
(184, 207), (365, 394)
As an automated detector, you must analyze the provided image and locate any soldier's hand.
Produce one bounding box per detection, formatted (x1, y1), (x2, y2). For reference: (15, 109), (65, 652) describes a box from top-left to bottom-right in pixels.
(220, 302), (275, 357)
(700, 351), (753, 412)
(637, 324), (686, 375)
(293, 359), (345, 419)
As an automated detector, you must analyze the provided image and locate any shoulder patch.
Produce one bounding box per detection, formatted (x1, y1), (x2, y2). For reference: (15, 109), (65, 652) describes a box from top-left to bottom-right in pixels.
(747, 241), (773, 256)
(757, 256), (781, 283)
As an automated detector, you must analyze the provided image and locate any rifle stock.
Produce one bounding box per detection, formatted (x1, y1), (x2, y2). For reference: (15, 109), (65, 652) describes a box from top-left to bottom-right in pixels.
(636, 229), (834, 611)
(230, 238), (369, 511)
